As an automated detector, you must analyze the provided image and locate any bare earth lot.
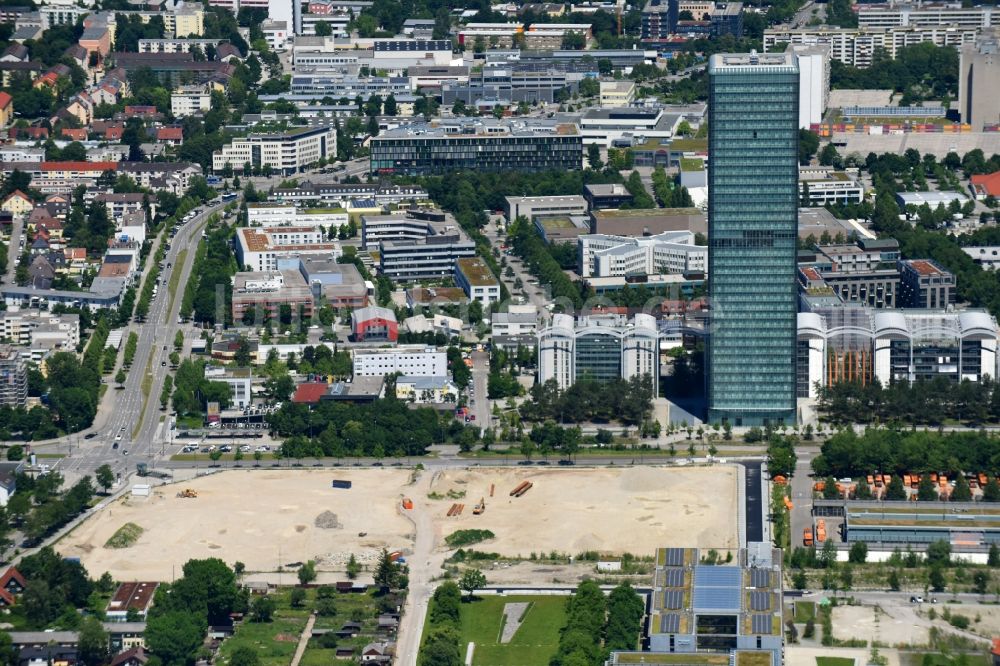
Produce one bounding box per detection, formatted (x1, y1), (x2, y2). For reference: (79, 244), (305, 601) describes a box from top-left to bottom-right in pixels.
(427, 465), (739, 556)
(59, 469), (415, 581)
(57, 465), (738, 581)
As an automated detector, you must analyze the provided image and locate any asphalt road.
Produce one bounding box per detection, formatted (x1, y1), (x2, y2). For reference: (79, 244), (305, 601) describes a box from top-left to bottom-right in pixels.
(58, 200), (229, 480)
(469, 349), (491, 430)
(4, 216), (22, 285)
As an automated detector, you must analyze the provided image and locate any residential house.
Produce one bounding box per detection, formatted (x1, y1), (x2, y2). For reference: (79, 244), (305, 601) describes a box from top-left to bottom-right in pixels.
(0, 60), (43, 87)
(0, 566), (26, 607)
(0, 44), (28, 62)
(0, 460), (24, 506)
(109, 647), (148, 666)
(28, 255), (54, 289)
(0, 91), (12, 127)
(156, 126), (183, 144)
(33, 63), (71, 89)
(63, 44), (88, 70)
(361, 642), (395, 663)
(61, 92), (95, 126)
(60, 128), (86, 141)
(1, 190), (32, 215)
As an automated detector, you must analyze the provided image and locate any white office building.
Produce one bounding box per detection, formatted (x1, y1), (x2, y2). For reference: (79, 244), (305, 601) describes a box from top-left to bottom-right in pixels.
(504, 195), (588, 221)
(491, 304), (538, 336)
(203, 365), (253, 408)
(247, 203), (348, 230)
(799, 166), (865, 206)
(235, 226), (341, 272)
(352, 346), (447, 377)
(537, 313), (660, 394)
(577, 231), (707, 278)
(212, 127), (337, 175)
(791, 44), (830, 129)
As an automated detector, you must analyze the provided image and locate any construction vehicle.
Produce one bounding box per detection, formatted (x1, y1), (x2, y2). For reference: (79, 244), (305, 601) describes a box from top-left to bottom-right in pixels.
(473, 497), (485, 515)
(177, 488), (198, 498)
(803, 527), (814, 547)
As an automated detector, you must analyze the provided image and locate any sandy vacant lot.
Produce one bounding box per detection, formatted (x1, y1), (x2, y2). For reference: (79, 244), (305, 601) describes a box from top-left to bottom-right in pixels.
(58, 465), (738, 581)
(59, 469), (415, 581)
(832, 605), (929, 647)
(428, 466), (738, 557)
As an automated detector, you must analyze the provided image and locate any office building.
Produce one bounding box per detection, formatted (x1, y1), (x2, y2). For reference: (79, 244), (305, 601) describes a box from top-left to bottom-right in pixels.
(234, 226), (341, 272)
(246, 203), (348, 230)
(799, 166), (864, 206)
(607, 546), (782, 666)
(440, 68), (572, 106)
(504, 195), (588, 221)
(599, 80), (636, 108)
(898, 258), (956, 309)
(0, 310), (79, 356)
(577, 231), (707, 278)
(204, 365), (252, 408)
(707, 52), (799, 426)
(455, 256), (500, 306)
(269, 182), (428, 207)
(959, 30), (1000, 131)
(797, 308), (998, 398)
(285, 254), (368, 309)
(523, 23), (593, 48)
(790, 44), (830, 129)
(764, 25), (980, 68)
(537, 313), (660, 394)
(231, 270), (315, 323)
(584, 183), (635, 211)
(590, 207), (707, 237)
(577, 107), (681, 147)
(369, 119), (582, 175)
(288, 74), (411, 100)
(491, 304), (539, 337)
(212, 127), (337, 175)
(798, 238), (902, 308)
(353, 346), (446, 377)
(395, 376), (459, 403)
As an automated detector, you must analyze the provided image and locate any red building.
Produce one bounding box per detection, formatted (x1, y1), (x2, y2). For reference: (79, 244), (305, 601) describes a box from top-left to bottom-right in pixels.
(351, 306), (398, 342)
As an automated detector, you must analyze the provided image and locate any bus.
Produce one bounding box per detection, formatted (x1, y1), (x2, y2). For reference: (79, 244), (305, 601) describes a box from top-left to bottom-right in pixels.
(221, 193), (238, 202)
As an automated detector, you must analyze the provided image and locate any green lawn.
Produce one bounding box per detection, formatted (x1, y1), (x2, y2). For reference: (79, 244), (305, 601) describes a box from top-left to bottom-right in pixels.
(794, 600), (815, 623)
(217, 608), (309, 666)
(816, 658), (856, 666)
(899, 654), (990, 666)
(457, 595), (567, 666)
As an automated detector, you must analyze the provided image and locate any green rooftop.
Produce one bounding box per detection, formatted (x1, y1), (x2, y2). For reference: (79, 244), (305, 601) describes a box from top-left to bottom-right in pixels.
(669, 138), (709, 152)
(680, 157), (704, 172)
(612, 653), (731, 665)
(594, 208), (701, 219)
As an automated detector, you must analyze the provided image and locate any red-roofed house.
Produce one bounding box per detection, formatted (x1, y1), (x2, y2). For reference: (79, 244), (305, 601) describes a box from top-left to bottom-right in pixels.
(105, 125), (123, 141)
(157, 126), (183, 144)
(971, 172), (1000, 200)
(292, 382), (329, 404)
(23, 126), (48, 140)
(61, 127), (87, 141)
(124, 105), (158, 118)
(1, 190), (32, 215)
(0, 567), (26, 606)
(0, 91), (12, 127)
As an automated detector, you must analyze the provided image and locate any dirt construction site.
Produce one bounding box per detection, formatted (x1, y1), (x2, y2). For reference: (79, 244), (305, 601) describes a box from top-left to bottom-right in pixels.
(57, 465), (738, 581)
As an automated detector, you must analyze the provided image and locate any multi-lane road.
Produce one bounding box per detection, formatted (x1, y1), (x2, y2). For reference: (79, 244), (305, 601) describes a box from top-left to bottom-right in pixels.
(53, 199), (230, 479)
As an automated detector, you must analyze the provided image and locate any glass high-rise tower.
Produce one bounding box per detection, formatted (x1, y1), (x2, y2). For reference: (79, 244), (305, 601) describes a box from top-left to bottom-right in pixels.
(707, 52), (799, 426)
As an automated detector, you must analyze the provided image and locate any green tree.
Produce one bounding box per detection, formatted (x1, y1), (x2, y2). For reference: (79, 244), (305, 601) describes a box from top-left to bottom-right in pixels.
(952, 474), (972, 502)
(917, 474), (938, 501)
(822, 476), (840, 500)
(973, 569), (990, 595)
(290, 587), (306, 608)
(459, 569), (486, 600)
(346, 553), (361, 580)
(145, 610), (205, 665)
(848, 541), (868, 564)
(990, 544), (1000, 567)
(799, 129), (820, 165)
(251, 595), (276, 622)
(374, 549), (397, 588)
(929, 565), (946, 592)
(95, 464), (115, 494)
(421, 627), (462, 666)
(230, 646), (260, 666)
(888, 569), (900, 591)
(297, 560), (317, 585)
(885, 475), (907, 501)
(926, 540), (951, 566)
(77, 617), (108, 666)
(984, 478), (1000, 502)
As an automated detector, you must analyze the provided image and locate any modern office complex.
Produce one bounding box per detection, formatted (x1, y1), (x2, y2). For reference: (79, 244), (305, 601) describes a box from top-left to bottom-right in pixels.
(211, 127), (337, 175)
(797, 238), (902, 308)
(234, 226), (341, 272)
(959, 30), (1000, 131)
(454, 256), (501, 306)
(352, 346), (447, 377)
(576, 231), (707, 278)
(790, 44), (830, 129)
(796, 308), (999, 398)
(706, 52), (799, 426)
(798, 166), (864, 206)
(607, 545), (783, 666)
(369, 119), (582, 175)
(856, 3), (1000, 29)
(537, 313), (660, 394)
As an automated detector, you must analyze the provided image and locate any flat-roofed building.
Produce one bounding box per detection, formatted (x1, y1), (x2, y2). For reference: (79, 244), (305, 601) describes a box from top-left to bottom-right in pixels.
(353, 345), (446, 376)
(212, 126), (337, 175)
(231, 270), (314, 325)
(204, 364), (253, 408)
(577, 231), (707, 278)
(799, 166), (864, 206)
(504, 195), (588, 221)
(455, 256), (500, 306)
(235, 226), (341, 272)
(590, 207), (707, 236)
(899, 258), (956, 309)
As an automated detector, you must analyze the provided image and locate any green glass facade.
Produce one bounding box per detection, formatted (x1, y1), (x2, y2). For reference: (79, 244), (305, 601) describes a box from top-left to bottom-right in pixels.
(707, 53), (799, 426)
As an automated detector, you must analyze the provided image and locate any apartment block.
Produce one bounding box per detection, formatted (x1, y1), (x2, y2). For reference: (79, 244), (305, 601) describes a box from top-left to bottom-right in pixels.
(235, 226), (341, 272)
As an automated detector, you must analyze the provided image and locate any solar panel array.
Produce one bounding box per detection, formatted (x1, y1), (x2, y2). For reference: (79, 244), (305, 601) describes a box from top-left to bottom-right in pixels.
(664, 548), (685, 566)
(692, 566), (742, 611)
(751, 614), (774, 635)
(662, 589), (683, 610)
(663, 568), (684, 588)
(750, 568), (771, 588)
(660, 613), (681, 633)
(749, 591), (771, 611)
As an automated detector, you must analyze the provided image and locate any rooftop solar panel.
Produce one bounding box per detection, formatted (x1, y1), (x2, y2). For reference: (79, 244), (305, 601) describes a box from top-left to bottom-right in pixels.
(750, 591), (771, 611)
(694, 565), (742, 587)
(662, 589), (683, 610)
(664, 568), (684, 588)
(751, 614), (773, 635)
(750, 569), (771, 588)
(660, 613), (681, 633)
(692, 586), (741, 611)
(665, 548), (685, 566)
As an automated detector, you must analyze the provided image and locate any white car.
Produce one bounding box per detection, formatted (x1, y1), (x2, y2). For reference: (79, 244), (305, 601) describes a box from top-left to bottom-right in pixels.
(114, 435), (123, 442)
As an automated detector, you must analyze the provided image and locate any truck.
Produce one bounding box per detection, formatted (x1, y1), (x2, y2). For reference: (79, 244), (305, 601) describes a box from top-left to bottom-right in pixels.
(331, 480), (352, 489)
(803, 527), (814, 547)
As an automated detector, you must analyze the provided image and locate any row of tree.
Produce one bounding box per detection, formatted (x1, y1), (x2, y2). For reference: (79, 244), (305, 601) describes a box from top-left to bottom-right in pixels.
(520, 377), (654, 426)
(816, 378), (1000, 426)
(550, 580), (644, 665)
(812, 427), (1000, 479)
